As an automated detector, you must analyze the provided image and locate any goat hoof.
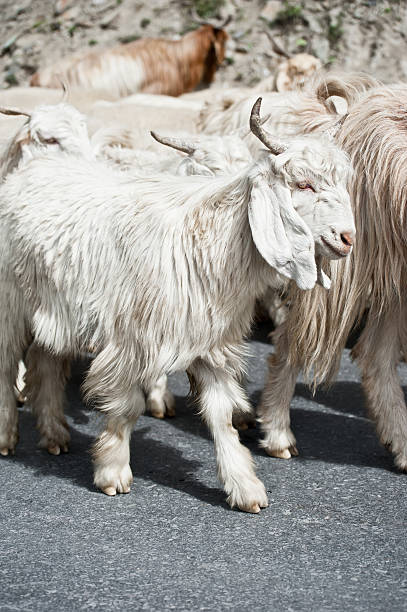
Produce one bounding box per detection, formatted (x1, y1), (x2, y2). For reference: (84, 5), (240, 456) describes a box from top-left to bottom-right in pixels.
(228, 476), (269, 513)
(265, 445), (298, 459)
(147, 391), (176, 419)
(103, 486), (117, 496)
(394, 452), (407, 472)
(0, 447), (10, 456)
(47, 445), (61, 455)
(164, 391), (176, 417)
(95, 463), (133, 496)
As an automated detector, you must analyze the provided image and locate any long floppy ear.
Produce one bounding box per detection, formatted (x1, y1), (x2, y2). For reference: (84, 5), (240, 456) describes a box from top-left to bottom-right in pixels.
(248, 175), (317, 290)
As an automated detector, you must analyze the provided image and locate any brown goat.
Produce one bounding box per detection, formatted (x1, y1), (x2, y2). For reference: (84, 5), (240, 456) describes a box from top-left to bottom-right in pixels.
(30, 25), (228, 98)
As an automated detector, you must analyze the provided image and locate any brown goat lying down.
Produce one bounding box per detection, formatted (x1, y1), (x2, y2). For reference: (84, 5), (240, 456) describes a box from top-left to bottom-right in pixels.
(30, 25), (228, 98)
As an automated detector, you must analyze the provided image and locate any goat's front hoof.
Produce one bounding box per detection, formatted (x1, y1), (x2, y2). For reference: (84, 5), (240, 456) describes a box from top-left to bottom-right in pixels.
(265, 445), (298, 459)
(47, 443), (69, 455)
(261, 427), (298, 460)
(95, 462), (133, 496)
(0, 429), (18, 457)
(39, 419), (70, 456)
(227, 476), (269, 514)
(147, 390), (176, 419)
(393, 450), (407, 472)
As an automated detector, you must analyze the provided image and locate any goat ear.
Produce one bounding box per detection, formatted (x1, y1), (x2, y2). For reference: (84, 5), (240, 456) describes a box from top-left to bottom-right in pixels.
(212, 29), (227, 64)
(248, 175), (317, 290)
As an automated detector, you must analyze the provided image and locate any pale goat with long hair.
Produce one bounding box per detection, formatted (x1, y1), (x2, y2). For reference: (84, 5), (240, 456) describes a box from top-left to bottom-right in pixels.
(0, 102), (176, 434)
(95, 129), (253, 177)
(0, 99), (354, 512)
(258, 81), (407, 472)
(198, 73), (378, 152)
(30, 25), (228, 99)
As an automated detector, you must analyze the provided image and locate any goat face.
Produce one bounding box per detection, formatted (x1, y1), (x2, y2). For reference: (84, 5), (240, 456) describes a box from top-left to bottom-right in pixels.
(248, 145), (354, 291)
(200, 25), (228, 85)
(248, 98), (354, 290)
(277, 139), (355, 260)
(27, 103), (94, 161)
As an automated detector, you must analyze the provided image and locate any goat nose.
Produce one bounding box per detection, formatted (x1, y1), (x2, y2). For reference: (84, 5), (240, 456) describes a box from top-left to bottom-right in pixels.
(340, 232), (354, 248)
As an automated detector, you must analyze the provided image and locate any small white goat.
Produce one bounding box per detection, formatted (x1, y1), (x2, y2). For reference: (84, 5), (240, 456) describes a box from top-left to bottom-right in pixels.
(0, 102), (95, 179)
(0, 99), (354, 512)
(0, 102), (175, 439)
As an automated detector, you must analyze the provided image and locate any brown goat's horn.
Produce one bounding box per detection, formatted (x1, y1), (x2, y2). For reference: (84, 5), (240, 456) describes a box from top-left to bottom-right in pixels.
(0, 107), (31, 118)
(250, 98), (287, 155)
(218, 14), (232, 29)
(191, 9), (232, 29)
(264, 31), (291, 59)
(150, 131), (195, 155)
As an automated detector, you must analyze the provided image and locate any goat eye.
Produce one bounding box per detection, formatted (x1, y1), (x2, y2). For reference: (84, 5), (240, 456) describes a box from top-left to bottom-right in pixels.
(297, 182), (315, 192)
(44, 137), (58, 145)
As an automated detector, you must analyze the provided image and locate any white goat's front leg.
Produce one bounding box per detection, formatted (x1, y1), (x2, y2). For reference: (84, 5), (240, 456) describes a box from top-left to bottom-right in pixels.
(353, 310), (407, 471)
(146, 375), (176, 419)
(90, 387), (145, 496)
(24, 343), (71, 455)
(258, 325), (299, 459)
(189, 359), (268, 513)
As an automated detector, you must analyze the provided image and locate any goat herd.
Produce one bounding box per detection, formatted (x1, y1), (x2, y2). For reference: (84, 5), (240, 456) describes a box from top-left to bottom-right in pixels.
(0, 23), (405, 514)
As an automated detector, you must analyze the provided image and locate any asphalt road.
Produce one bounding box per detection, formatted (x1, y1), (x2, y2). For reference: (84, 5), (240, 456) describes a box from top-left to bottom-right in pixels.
(1, 321), (406, 611)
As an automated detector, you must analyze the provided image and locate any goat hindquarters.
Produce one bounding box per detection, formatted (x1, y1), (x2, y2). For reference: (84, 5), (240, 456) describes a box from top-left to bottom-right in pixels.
(352, 307), (407, 470)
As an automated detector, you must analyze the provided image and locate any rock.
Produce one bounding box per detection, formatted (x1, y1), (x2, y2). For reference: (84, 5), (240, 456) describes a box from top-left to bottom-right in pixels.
(61, 6), (80, 21)
(260, 1), (283, 23)
(54, 0), (73, 16)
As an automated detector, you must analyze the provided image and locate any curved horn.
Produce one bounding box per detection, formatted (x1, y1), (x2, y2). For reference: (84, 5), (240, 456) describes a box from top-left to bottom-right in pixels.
(218, 14), (232, 29)
(191, 9), (232, 29)
(328, 112), (348, 140)
(0, 107), (31, 118)
(58, 76), (70, 103)
(250, 97), (287, 155)
(150, 131), (195, 155)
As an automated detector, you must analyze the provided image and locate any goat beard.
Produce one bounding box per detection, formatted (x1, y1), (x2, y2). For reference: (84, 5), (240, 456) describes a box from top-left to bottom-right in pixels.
(315, 254), (331, 289)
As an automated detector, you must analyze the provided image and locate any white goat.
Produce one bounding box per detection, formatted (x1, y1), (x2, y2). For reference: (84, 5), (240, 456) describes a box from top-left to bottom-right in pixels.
(0, 102), (95, 179)
(198, 73), (378, 154)
(0, 99), (354, 512)
(0, 103), (175, 438)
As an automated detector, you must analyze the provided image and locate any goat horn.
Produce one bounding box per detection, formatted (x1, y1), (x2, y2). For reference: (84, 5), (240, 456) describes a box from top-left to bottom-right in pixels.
(327, 113), (349, 140)
(58, 76), (70, 103)
(250, 98), (287, 155)
(264, 31), (291, 59)
(218, 15), (232, 29)
(150, 131), (195, 155)
(0, 107), (31, 118)
(191, 9), (232, 29)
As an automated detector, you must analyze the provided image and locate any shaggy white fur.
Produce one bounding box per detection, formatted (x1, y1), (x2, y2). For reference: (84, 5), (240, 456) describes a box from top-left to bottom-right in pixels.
(0, 107), (354, 511)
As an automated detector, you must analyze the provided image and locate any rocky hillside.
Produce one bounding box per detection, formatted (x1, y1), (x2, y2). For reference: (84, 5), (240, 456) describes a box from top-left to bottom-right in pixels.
(0, 0), (406, 91)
